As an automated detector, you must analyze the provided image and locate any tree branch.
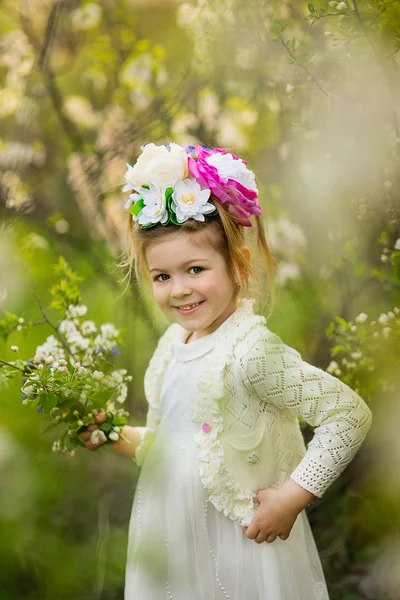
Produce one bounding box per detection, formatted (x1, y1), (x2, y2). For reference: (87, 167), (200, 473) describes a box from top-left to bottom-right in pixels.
(32, 289), (76, 360)
(0, 359), (25, 372)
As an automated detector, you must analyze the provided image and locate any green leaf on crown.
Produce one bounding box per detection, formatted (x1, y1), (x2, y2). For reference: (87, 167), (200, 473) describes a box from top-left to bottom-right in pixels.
(130, 198), (145, 217)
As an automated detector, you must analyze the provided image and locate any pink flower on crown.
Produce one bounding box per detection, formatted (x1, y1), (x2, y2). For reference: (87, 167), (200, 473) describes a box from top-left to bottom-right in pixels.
(188, 145), (262, 227)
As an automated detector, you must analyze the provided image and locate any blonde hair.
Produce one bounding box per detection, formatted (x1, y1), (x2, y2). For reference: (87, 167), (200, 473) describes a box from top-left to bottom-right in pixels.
(121, 196), (276, 317)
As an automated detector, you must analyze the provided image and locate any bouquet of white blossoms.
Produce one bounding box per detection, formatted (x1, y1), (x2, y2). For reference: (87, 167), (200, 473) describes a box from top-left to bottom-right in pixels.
(0, 258), (131, 454)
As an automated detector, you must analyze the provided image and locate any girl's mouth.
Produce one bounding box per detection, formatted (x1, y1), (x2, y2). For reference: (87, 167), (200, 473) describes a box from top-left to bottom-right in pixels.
(175, 301), (205, 315)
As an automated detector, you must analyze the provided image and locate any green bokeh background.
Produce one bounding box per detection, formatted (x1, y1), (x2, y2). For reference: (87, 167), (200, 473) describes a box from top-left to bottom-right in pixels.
(1, 1), (399, 599)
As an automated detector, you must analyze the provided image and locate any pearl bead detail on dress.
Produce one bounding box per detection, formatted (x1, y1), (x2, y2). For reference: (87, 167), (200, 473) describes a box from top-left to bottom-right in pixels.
(204, 499), (231, 599)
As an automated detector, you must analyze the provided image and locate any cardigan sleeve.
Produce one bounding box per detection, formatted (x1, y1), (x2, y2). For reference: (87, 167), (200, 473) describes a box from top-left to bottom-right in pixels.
(241, 335), (372, 498)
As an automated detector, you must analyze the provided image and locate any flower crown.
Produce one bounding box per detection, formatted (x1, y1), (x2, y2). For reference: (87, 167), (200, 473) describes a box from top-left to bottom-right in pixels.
(122, 143), (262, 229)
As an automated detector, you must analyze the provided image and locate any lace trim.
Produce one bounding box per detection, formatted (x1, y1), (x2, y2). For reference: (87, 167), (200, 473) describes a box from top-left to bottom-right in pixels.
(191, 298), (267, 527)
(314, 581), (330, 600)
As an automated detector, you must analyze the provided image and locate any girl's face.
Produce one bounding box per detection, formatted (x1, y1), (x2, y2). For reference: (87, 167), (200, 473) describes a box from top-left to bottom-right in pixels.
(145, 232), (240, 341)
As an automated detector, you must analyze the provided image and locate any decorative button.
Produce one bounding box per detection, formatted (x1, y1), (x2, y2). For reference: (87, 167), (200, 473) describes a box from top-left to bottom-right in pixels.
(202, 422), (211, 433)
(247, 452), (260, 464)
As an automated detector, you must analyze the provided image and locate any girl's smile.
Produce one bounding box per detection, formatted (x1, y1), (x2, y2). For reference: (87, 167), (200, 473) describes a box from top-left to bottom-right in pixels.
(175, 300), (205, 315)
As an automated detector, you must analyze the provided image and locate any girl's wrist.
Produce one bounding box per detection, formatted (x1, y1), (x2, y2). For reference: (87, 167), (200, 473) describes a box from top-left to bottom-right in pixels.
(277, 478), (317, 515)
(111, 425), (141, 457)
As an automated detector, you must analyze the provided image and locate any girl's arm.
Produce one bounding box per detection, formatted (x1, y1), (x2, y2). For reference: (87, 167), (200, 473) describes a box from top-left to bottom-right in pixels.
(242, 335), (373, 499)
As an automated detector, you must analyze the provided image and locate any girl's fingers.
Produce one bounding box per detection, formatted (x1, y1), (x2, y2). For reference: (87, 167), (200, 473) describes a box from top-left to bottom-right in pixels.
(265, 534), (277, 543)
(94, 411), (107, 424)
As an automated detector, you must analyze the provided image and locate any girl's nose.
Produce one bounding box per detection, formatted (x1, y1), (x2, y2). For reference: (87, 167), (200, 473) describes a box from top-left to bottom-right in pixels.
(171, 278), (191, 297)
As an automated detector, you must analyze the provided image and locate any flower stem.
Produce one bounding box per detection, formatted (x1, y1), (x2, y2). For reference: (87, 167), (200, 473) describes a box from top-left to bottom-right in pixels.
(0, 358), (25, 372)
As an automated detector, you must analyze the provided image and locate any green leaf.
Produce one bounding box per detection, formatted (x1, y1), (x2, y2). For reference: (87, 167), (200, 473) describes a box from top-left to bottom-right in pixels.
(90, 389), (114, 407)
(40, 393), (58, 412)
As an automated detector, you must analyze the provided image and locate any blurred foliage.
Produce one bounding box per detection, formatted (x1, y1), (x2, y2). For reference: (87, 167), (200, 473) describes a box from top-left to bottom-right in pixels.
(1, 0), (400, 598)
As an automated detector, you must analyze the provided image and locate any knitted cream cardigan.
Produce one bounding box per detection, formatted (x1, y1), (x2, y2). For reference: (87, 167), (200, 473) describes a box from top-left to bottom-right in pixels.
(133, 298), (372, 527)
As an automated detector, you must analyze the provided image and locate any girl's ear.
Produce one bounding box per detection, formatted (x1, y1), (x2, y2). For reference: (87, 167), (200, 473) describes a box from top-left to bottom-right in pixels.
(242, 246), (251, 262)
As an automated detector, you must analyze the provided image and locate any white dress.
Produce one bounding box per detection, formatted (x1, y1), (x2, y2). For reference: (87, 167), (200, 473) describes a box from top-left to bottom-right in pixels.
(125, 325), (330, 600)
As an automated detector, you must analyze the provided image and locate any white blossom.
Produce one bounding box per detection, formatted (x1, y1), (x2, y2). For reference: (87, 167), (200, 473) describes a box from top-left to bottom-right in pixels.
(90, 429), (107, 445)
(81, 320), (97, 335)
(100, 324), (119, 339)
(116, 383), (128, 403)
(109, 432), (119, 442)
(71, 3), (102, 31)
(336, 2), (347, 10)
(327, 361), (340, 375)
(66, 304), (88, 318)
(277, 262), (301, 286)
(378, 313), (389, 325)
(35, 335), (65, 362)
(355, 313), (368, 323)
(10, 345), (18, 352)
(92, 370), (104, 380)
(267, 218), (307, 260)
(383, 327), (391, 337)
(351, 352), (362, 360)
(108, 369), (127, 385)
(67, 332), (90, 351)
(59, 320), (77, 335)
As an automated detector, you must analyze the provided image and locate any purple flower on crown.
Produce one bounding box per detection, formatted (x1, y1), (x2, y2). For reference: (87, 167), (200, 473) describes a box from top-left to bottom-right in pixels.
(188, 145), (262, 227)
(185, 145), (196, 157)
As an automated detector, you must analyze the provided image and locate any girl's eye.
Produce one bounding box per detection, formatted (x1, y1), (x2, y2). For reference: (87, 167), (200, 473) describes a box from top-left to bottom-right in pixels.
(154, 266), (204, 282)
(156, 274), (169, 282)
(189, 266), (203, 275)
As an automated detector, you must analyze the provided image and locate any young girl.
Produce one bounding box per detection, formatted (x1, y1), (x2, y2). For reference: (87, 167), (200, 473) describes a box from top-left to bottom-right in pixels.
(82, 142), (372, 600)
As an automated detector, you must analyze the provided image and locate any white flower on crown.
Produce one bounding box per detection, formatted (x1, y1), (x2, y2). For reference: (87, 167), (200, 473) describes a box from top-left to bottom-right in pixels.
(133, 183), (170, 226)
(171, 179), (215, 223)
(123, 143), (188, 193)
(205, 151), (258, 192)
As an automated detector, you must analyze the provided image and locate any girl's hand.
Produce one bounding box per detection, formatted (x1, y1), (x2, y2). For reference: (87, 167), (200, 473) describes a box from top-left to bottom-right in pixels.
(80, 411), (108, 451)
(243, 488), (299, 544)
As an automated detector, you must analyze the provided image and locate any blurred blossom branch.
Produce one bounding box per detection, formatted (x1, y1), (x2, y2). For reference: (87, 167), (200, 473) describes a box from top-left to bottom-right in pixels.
(351, 0), (400, 140)
(0, 257), (132, 454)
(270, 19), (331, 99)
